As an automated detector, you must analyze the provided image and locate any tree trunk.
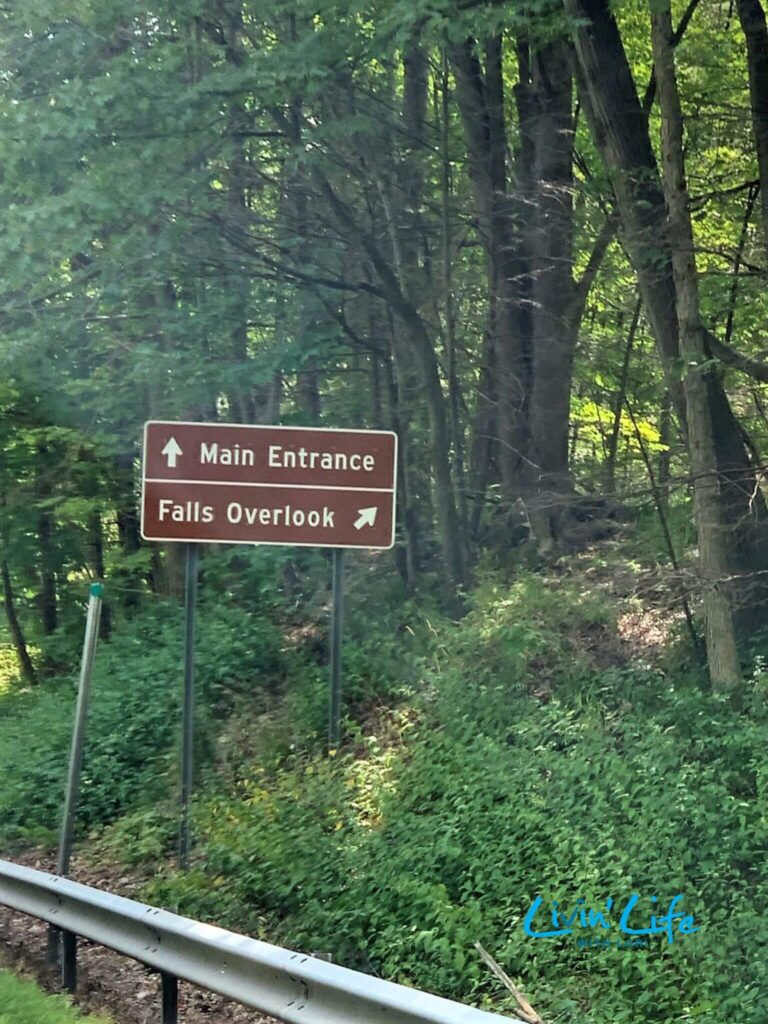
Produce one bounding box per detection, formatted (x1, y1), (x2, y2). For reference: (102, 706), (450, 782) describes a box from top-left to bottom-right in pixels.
(567, 0), (768, 627)
(605, 299), (641, 493)
(440, 55), (469, 545)
(370, 350), (384, 430)
(658, 389), (673, 504)
(725, 183), (758, 346)
(1, 558), (37, 686)
(451, 37), (532, 500)
(453, 31), (583, 549)
(384, 354), (418, 592)
(736, 0), (768, 254)
(296, 368), (322, 422)
(382, 40), (448, 570)
(305, 126), (467, 592)
(37, 510), (57, 636)
(651, 0), (741, 690)
(566, 0), (686, 405)
(286, 20), (326, 427)
(253, 371), (282, 424)
(224, 9), (255, 424)
(526, 36), (576, 549)
(113, 451), (142, 610)
(35, 444), (58, 636)
(468, 331), (498, 541)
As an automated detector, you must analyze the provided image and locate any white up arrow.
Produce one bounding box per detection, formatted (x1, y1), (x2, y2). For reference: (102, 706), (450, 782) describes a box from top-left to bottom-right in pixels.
(354, 507), (378, 530)
(161, 437), (183, 469)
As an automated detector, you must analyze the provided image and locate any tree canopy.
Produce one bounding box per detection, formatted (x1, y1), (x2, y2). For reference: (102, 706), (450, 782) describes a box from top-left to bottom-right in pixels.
(3, 0), (768, 685)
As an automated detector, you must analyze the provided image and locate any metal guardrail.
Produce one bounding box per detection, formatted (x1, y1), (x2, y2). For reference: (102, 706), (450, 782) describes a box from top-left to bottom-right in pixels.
(0, 859), (521, 1024)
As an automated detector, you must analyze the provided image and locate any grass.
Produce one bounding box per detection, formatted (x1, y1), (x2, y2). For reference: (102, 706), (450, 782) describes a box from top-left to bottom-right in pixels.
(0, 970), (113, 1023)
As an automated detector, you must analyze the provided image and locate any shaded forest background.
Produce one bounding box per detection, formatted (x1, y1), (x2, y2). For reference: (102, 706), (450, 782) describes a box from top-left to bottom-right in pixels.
(6, 0), (768, 684)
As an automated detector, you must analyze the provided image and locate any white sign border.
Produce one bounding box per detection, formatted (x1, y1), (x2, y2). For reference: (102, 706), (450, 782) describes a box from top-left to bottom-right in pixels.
(140, 420), (398, 551)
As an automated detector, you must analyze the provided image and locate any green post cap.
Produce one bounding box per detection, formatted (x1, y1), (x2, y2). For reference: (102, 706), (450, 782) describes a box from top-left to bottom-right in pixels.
(90, 582), (104, 598)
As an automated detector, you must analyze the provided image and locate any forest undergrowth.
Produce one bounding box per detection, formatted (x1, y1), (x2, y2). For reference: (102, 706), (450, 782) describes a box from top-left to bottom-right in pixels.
(1, 522), (766, 1024)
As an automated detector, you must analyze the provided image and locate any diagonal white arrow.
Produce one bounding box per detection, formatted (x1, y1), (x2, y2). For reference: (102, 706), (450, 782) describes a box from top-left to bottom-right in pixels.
(161, 436), (183, 469)
(354, 507), (378, 530)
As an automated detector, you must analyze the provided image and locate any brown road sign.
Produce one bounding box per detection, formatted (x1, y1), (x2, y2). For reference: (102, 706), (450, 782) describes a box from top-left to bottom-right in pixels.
(141, 421), (397, 550)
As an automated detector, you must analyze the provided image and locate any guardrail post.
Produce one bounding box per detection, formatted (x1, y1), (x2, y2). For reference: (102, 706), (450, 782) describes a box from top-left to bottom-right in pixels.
(61, 931), (77, 993)
(161, 972), (178, 1024)
(2, 856), (520, 1024)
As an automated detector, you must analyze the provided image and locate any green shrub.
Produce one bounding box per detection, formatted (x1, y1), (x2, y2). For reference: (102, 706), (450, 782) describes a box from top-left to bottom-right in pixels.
(0, 601), (284, 844)
(145, 573), (768, 1024)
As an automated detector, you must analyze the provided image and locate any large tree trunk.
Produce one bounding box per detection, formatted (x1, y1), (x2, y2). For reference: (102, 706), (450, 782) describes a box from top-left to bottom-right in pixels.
(439, 56), (469, 545)
(565, 0), (686, 399)
(451, 37), (532, 501)
(736, 0), (768, 253)
(526, 37), (576, 549)
(376, 43), (436, 570)
(452, 32), (583, 551)
(527, 37), (574, 488)
(651, 0), (741, 690)
(223, 8), (257, 424)
(566, 0), (768, 627)
(369, 42), (468, 590)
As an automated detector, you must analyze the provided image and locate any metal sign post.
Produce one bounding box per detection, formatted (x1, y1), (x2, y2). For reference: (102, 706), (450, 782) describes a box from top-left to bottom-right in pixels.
(57, 583), (103, 876)
(328, 549), (345, 752)
(49, 582), (103, 972)
(179, 543), (199, 871)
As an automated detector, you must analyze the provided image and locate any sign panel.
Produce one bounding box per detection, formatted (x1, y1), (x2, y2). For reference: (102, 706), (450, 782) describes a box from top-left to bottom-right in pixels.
(141, 421), (397, 550)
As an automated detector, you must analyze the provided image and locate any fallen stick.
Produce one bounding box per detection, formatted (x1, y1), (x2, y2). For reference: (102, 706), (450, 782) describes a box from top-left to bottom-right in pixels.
(474, 942), (545, 1024)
